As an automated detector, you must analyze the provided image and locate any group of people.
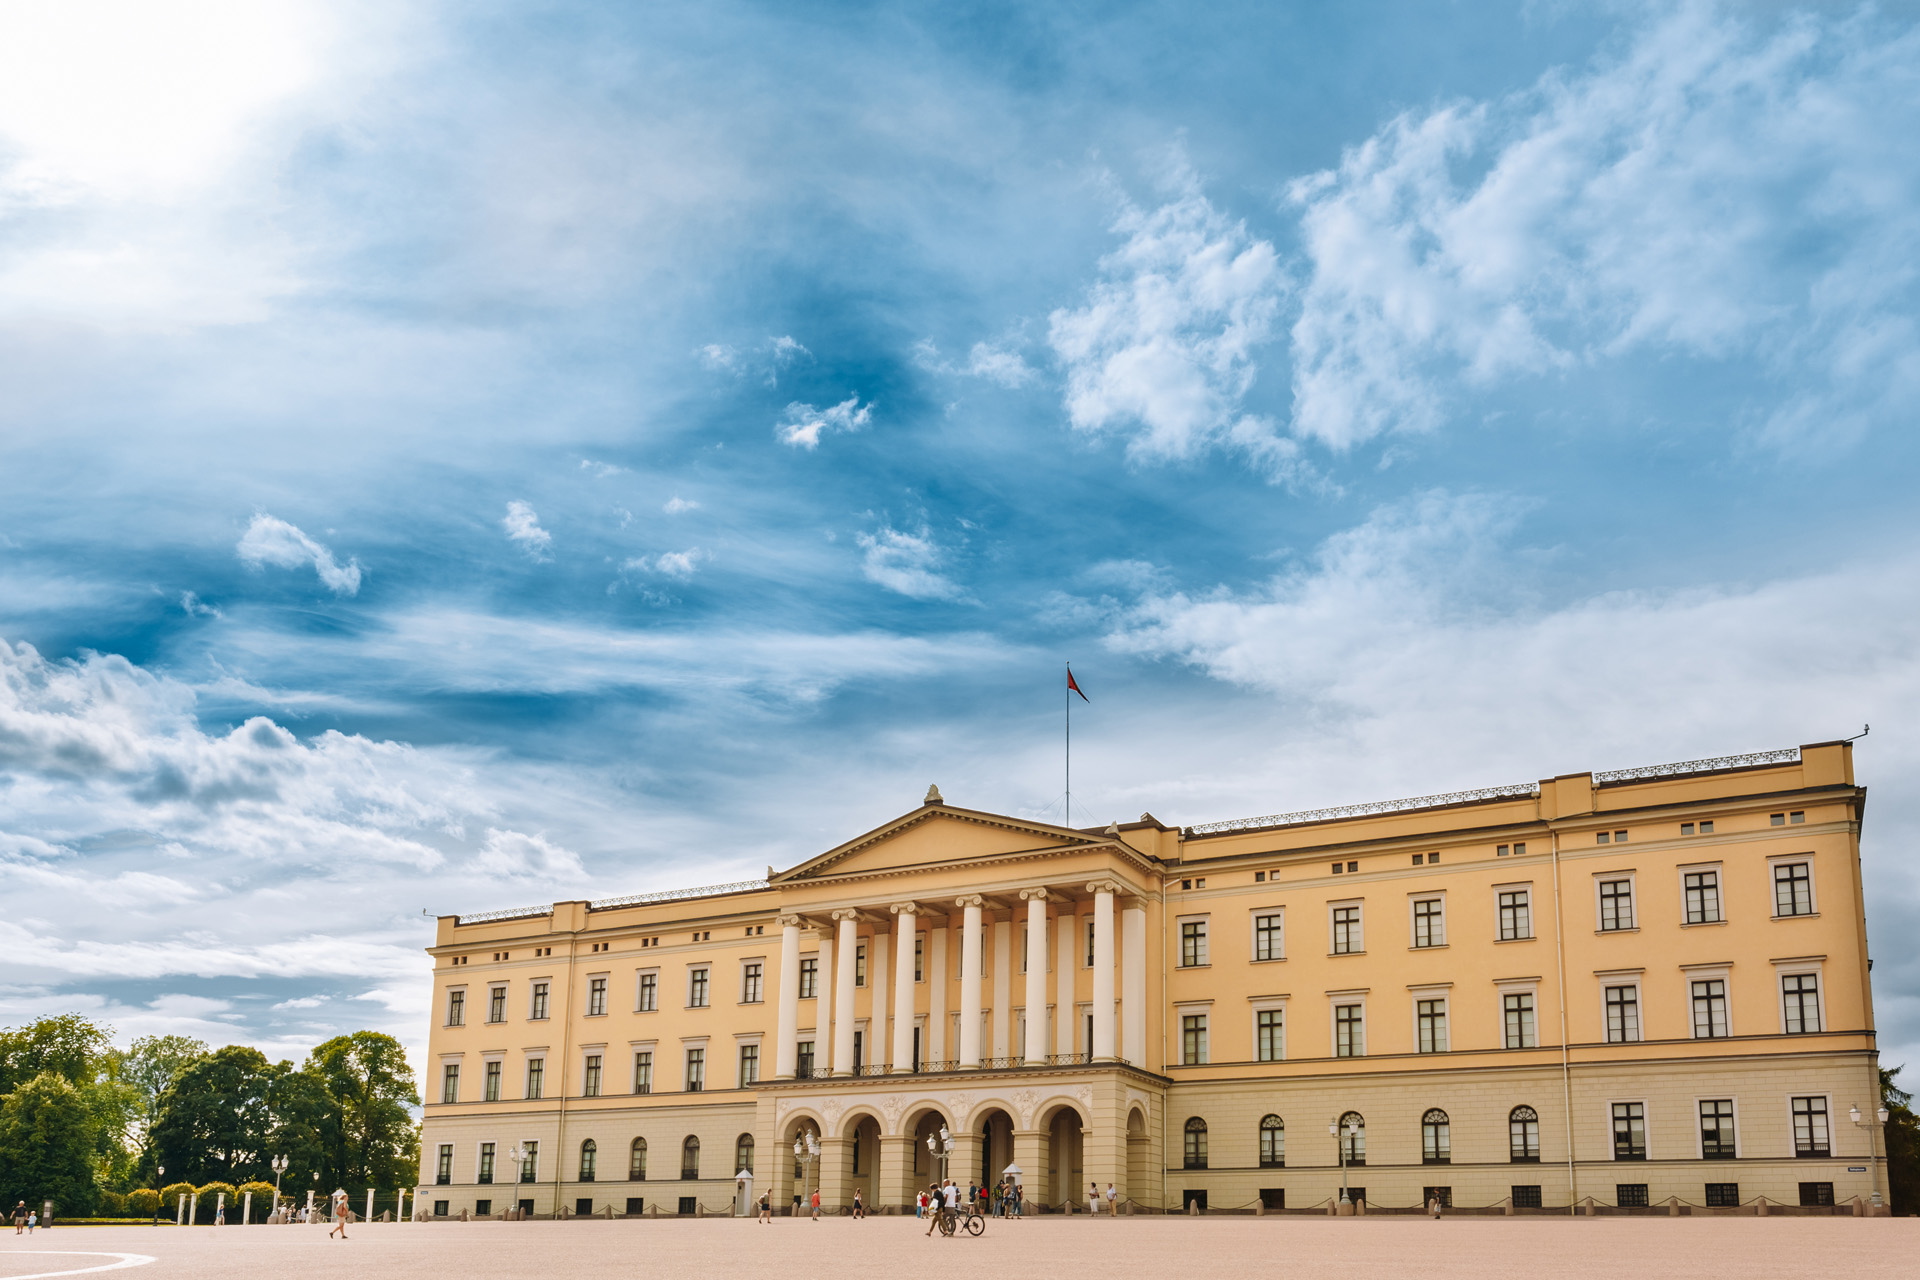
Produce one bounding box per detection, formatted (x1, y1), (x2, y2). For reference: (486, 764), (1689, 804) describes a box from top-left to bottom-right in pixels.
(1088, 1181), (1119, 1214)
(11, 1202), (38, 1233)
(915, 1177), (1025, 1232)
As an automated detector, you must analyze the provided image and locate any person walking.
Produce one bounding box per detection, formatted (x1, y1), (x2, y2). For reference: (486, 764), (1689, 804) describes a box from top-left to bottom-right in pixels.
(327, 1193), (348, 1240)
(1013, 1182), (1024, 1217)
(758, 1189), (771, 1223)
(852, 1189), (864, 1220)
(915, 1189), (926, 1219)
(12, 1202), (24, 1234)
(1088, 1181), (1100, 1215)
(26, 1210), (36, 1232)
(924, 1183), (943, 1237)
(1106, 1183), (1117, 1216)
(809, 1188), (820, 1221)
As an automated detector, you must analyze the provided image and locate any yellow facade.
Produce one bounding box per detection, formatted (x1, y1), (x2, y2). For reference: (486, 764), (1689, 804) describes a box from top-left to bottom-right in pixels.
(416, 741), (1884, 1215)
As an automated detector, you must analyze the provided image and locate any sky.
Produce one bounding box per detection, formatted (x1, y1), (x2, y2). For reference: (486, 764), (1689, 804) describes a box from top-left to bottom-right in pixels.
(2, 0), (1919, 1083)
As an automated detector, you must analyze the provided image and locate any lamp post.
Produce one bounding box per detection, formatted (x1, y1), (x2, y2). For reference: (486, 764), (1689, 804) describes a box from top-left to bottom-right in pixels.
(792, 1131), (820, 1219)
(506, 1145), (528, 1219)
(270, 1156), (288, 1224)
(154, 1167), (164, 1226)
(1328, 1116), (1358, 1207)
(925, 1127), (954, 1217)
(1850, 1103), (1890, 1209)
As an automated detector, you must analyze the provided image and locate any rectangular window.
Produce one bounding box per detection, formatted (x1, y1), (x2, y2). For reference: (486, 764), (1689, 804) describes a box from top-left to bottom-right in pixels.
(914, 937), (924, 982)
(852, 1030), (864, 1071)
(1331, 905), (1362, 954)
(1254, 913), (1284, 961)
(483, 1060), (501, 1102)
(1604, 985), (1641, 1044)
(588, 977), (607, 1017)
(1255, 1009), (1284, 1062)
(1511, 1185), (1542, 1208)
(638, 972), (658, 1012)
(1774, 863), (1813, 916)
(1611, 1103), (1646, 1160)
(854, 944), (867, 986)
(1503, 992), (1537, 1049)
(583, 1054), (602, 1097)
(632, 1051), (652, 1094)
(436, 1143), (452, 1185)
(1691, 979), (1729, 1038)
(441, 1064), (459, 1104)
(1790, 810), (1804, 823)
(525, 1058), (544, 1100)
(796, 1040), (814, 1078)
(1782, 973), (1821, 1033)
(478, 1142), (495, 1185)
(685, 1048), (705, 1092)
(488, 986), (507, 1023)
(742, 962), (763, 1004)
(739, 1043), (759, 1086)
(1704, 1183), (1739, 1207)
(1799, 1182), (1834, 1207)
(1700, 1099), (1736, 1158)
(520, 1141), (538, 1183)
(1792, 1096), (1830, 1156)
(447, 990), (465, 1026)
(1085, 919), (1096, 966)
(1334, 1003), (1364, 1057)
(1498, 890), (1531, 941)
(798, 958), (817, 1000)
(1616, 1184), (1649, 1208)
(1179, 920), (1208, 967)
(1181, 1014), (1208, 1065)
(1417, 999), (1448, 1053)
(1598, 879), (1634, 931)
(530, 982), (550, 1020)
(1684, 870), (1722, 924)
(1412, 898), (1444, 948)
(689, 968), (710, 1008)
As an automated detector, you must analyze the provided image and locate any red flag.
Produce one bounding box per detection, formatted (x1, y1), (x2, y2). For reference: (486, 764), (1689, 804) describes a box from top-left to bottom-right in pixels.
(1067, 669), (1089, 702)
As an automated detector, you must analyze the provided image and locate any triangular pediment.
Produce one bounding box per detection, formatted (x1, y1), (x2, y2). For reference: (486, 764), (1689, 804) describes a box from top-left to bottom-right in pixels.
(776, 805), (1112, 883)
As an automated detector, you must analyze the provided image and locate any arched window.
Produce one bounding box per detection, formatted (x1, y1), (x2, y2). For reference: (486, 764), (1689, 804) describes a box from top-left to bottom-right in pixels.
(1183, 1117), (1208, 1170)
(1258, 1115), (1285, 1168)
(1509, 1106), (1540, 1162)
(578, 1138), (597, 1182)
(681, 1134), (700, 1181)
(1421, 1109), (1451, 1165)
(628, 1137), (647, 1181)
(1338, 1111), (1366, 1167)
(735, 1133), (755, 1175)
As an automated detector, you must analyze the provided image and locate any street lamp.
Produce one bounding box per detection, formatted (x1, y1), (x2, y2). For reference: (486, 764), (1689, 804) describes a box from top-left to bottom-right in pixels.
(154, 1167), (164, 1226)
(1328, 1116), (1359, 1207)
(1850, 1103), (1890, 1209)
(270, 1156), (288, 1224)
(925, 1126), (955, 1183)
(792, 1130), (820, 1220)
(506, 1145), (528, 1219)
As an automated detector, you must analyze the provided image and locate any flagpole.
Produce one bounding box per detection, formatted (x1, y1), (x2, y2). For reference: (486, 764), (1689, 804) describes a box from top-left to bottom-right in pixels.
(1065, 662), (1071, 827)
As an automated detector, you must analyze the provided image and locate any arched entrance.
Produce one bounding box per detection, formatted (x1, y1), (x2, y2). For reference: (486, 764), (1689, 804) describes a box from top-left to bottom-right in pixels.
(1038, 1102), (1087, 1209)
(782, 1115), (822, 1216)
(842, 1112), (881, 1210)
(977, 1108), (1015, 1195)
(1125, 1105), (1148, 1210)
(908, 1108), (952, 1195)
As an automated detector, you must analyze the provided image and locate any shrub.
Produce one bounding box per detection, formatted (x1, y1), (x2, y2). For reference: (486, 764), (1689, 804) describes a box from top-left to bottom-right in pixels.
(125, 1189), (161, 1217)
(159, 1183), (196, 1219)
(236, 1183), (277, 1222)
(195, 1182), (237, 1223)
(96, 1191), (126, 1217)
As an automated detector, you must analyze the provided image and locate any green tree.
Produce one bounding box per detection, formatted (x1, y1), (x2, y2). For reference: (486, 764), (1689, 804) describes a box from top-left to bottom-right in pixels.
(149, 1047), (277, 1186)
(120, 1035), (207, 1180)
(1883, 1065), (1918, 1217)
(0, 1072), (100, 1215)
(306, 1033), (419, 1190)
(0, 1015), (113, 1095)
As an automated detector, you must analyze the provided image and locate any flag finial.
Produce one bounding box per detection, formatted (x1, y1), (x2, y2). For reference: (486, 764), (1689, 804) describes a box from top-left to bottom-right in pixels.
(924, 784), (943, 806)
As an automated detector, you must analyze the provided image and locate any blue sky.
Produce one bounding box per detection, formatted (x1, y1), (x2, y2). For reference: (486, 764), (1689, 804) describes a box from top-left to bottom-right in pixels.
(3, 0), (1920, 1077)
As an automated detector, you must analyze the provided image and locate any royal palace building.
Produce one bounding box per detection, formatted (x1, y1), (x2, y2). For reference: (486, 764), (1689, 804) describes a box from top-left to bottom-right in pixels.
(416, 740), (1886, 1215)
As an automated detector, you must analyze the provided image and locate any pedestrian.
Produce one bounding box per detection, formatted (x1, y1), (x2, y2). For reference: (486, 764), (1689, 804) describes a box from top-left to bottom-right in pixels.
(27, 1210), (36, 1232)
(328, 1193), (348, 1240)
(916, 1190), (926, 1219)
(924, 1183), (942, 1237)
(1013, 1182), (1024, 1217)
(12, 1202), (24, 1234)
(215, 1204), (225, 1226)
(1106, 1183), (1117, 1215)
(852, 1189), (864, 1220)
(809, 1188), (820, 1220)
(1089, 1181), (1100, 1215)
(758, 1189), (771, 1223)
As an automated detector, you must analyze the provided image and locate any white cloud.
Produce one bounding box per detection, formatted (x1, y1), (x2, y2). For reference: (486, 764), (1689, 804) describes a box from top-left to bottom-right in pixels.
(235, 513), (362, 595)
(1287, 5), (1920, 452)
(856, 525), (962, 601)
(778, 395), (873, 449)
(502, 500), (552, 559)
(579, 459), (626, 477)
(471, 828), (586, 881)
(698, 335), (810, 385)
(915, 338), (1038, 388)
(1049, 164), (1291, 470)
(698, 343), (739, 371)
(180, 591), (221, 618)
(623, 548), (707, 580)
(663, 496), (701, 514)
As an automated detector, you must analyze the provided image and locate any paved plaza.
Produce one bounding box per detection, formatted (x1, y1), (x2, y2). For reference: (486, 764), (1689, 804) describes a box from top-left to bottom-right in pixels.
(0, 1217), (1912, 1279)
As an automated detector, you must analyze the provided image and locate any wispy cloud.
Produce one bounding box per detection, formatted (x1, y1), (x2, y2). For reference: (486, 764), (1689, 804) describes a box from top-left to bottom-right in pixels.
(915, 338), (1038, 388)
(778, 395), (872, 449)
(663, 496), (701, 514)
(623, 548), (706, 580)
(856, 525), (962, 600)
(502, 500), (552, 559)
(235, 514), (362, 595)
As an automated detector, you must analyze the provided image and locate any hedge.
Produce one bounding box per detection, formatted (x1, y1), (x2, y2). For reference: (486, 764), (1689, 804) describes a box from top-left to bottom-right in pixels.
(125, 1190), (161, 1217)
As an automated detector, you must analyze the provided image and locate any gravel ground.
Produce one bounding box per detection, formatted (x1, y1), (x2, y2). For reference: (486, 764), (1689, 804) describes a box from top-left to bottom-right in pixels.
(0, 1215), (1912, 1279)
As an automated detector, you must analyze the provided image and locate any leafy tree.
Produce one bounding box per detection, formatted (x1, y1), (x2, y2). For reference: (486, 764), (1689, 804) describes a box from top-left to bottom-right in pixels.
(0, 1015), (112, 1095)
(266, 1063), (339, 1192)
(120, 1035), (207, 1179)
(149, 1047), (277, 1185)
(306, 1033), (419, 1190)
(125, 1188), (161, 1217)
(236, 1180), (277, 1222)
(0, 1072), (100, 1215)
(1884, 1066), (1918, 1217)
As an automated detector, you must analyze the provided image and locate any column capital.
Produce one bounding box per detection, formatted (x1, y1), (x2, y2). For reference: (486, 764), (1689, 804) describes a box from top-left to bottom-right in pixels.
(888, 901), (919, 916)
(1085, 879), (1124, 897)
(1017, 888), (1051, 902)
(830, 908), (863, 922)
(954, 894), (985, 909)
(776, 913), (805, 928)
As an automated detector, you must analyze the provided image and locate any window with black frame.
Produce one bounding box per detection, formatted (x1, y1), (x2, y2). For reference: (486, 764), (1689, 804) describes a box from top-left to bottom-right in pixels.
(1792, 1096), (1830, 1156)
(1699, 1100), (1736, 1159)
(1338, 1112), (1366, 1167)
(629, 1137), (647, 1181)
(1509, 1106), (1540, 1162)
(1258, 1115), (1284, 1168)
(579, 1139), (597, 1182)
(1183, 1117), (1208, 1169)
(1611, 1102), (1645, 1160)
(681, 1135), (700, 1180)
(1421, 1109), (1450, 1164)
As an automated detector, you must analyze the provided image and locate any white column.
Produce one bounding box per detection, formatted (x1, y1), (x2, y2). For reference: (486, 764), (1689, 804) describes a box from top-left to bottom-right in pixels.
(1021, 890), (1049, 1065)
(1089, 881), (1117, 1061)
(1122, 899), (1147, 1065)
(957, 895), (984, 1068)
(1056, 906), (1076, 1056)
(890, 904), (917, 1073)
(815, 933), (834, 1075)
(871, 931), (890, 1070)
(928, 921), (948, 1065)
(775, 914), (802, 1079)
(832, 910), (859, 1076)
(991, 916), (1011, 1060)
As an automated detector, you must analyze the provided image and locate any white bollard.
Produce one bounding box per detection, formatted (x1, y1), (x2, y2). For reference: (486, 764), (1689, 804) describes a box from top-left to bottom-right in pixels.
(216, 1193), (225, 1225)
(366, 1189), (374, 1226)
(176, 1194), (185, 1226)
(189, 1193), (198, 1226)
(243, 1192), (251, 1225)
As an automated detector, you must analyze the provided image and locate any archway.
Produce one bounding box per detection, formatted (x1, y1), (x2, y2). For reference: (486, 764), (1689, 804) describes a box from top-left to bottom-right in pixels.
(976, 1107), (1015, 1198)
(1038, 1102), (1087, 1209)
(840, 1111), (882, 1211)
(1125, 1105), (1148, 1210)
(907, 1108), (953, 1194)
(781, 1114), (823, 1216)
